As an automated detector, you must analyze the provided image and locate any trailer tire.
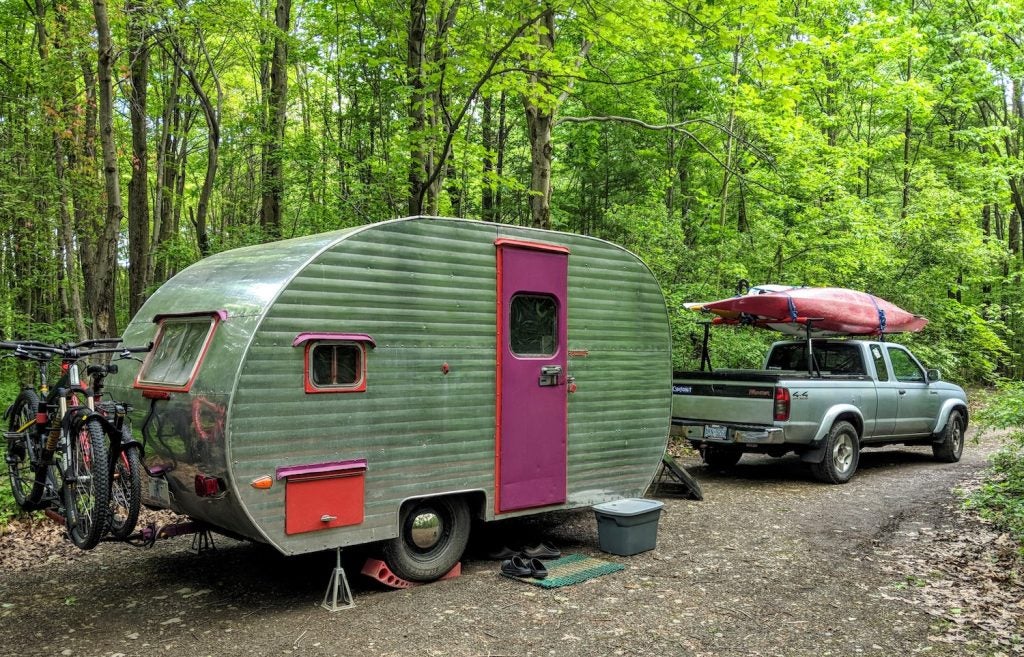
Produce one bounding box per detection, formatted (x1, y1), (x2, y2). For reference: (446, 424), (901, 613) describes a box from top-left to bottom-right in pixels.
(809, 421), (859, 484)
(702, 445), (743, 469)
(932, 410), (964, 463)
(383, 496), (471, 582)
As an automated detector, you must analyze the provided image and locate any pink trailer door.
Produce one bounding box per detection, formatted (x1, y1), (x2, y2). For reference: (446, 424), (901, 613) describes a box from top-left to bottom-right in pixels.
(495, 239), (569, 513)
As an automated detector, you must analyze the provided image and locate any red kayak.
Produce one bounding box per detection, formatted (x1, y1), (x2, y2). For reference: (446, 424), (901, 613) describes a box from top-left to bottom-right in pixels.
(699, 287), (927, 336)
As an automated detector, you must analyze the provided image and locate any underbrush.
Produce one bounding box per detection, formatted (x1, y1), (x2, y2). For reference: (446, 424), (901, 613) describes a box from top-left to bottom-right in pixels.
(965, 385), (1024, 553)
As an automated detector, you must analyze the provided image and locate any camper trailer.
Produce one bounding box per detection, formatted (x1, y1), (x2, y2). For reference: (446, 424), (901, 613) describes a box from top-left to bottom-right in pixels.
(111, 217), (671, 581)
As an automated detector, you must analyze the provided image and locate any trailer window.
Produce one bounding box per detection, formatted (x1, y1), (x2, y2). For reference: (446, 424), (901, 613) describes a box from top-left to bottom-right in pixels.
(510, 294), (558, 357)
(306, 342), (366, 393)
(137, 316), (219, 391)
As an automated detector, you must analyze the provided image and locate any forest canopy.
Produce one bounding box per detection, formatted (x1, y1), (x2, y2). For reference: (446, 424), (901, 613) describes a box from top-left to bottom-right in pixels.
(0, 0), (1021, 382)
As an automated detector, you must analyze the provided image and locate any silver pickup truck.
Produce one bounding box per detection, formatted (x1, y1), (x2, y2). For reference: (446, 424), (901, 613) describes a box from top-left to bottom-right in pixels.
(672, 339), (969, 483)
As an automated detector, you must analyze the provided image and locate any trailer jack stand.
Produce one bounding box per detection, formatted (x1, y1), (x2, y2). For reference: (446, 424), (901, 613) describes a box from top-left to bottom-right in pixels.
(322, 548), (355, 612)
(191, 527), (216, 554)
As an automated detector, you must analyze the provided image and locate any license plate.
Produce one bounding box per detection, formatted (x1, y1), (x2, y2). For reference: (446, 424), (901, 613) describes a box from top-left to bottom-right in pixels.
(704, 425), (729, 440)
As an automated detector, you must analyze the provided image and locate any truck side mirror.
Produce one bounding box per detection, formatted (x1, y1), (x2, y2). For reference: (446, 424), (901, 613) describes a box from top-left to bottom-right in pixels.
(926, 368), (941, 382)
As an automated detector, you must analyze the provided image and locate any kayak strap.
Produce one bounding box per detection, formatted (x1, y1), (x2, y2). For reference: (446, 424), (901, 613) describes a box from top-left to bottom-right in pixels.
(783, 293), (798, 322)
(867, 293), (887, 333)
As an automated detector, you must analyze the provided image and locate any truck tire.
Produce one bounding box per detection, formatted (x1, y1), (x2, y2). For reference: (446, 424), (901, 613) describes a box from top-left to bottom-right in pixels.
(932, 410), (964, 463)
(382, 496), (470, 582)
(810, 421), (859, 484)
(702, 445), (743, 469)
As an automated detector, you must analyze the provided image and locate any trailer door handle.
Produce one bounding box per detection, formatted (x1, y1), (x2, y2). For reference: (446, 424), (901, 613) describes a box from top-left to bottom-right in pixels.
(539, 365), (563, 387)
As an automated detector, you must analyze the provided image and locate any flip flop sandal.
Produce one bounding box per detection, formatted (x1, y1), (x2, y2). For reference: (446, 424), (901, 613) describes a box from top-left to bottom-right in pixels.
(527, 557), (548, 579)
(500, 556), (533, 577)
(521, 542), (561, 560)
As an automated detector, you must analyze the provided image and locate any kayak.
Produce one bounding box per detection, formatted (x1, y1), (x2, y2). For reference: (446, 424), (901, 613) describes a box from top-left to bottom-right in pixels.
(684, 284), (797, 319)
(695, 287), (927, 336)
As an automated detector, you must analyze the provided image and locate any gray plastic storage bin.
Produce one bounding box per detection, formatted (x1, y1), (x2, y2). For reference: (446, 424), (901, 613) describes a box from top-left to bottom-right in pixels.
(592, 498), (664, 556)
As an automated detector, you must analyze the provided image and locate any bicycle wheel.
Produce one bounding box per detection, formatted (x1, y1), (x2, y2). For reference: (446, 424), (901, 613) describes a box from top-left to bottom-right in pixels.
(5, 390), (40, 509)
(108, 444), (142, 539)
(62, 417), (110, 549)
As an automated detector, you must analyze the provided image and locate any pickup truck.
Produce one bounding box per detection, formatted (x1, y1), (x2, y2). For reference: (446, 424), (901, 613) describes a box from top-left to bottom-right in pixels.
(672, 339), (969, 483)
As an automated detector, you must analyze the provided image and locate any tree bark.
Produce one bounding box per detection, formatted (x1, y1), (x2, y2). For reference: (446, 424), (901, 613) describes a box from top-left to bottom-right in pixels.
(407, 0), (428, 216)
(260, 0), (291, 238)
(521, 7), (590, 230)
(91, 0), (122, 337)
(127, 0), (150, 314)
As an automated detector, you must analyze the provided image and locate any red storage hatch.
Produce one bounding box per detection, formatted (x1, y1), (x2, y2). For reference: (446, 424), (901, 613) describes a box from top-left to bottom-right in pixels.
(277, 459), (367, 535)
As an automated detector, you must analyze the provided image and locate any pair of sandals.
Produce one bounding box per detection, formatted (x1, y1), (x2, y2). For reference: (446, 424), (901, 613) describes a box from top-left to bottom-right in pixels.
(501, 555), (549, 579)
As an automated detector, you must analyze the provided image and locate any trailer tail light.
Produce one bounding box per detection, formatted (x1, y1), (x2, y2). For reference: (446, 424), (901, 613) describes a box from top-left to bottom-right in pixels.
(774, 387), (791, 422)
(195, 474), (222, 497)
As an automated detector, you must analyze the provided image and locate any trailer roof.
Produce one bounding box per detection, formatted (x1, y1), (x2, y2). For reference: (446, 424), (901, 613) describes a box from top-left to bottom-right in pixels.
(135, 226), (361, 322)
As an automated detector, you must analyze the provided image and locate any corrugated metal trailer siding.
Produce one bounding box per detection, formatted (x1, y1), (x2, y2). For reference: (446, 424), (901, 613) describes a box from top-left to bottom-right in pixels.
(230, 220), (499, 552)
(230, 219), (670, 555)
(562, 237), (671, 501)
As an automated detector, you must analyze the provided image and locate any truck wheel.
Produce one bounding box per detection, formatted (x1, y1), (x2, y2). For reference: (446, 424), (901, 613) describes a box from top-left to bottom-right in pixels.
(810, 421), (860, 484)
(382, 496), (470, 582)
(702, 445), (743, 469)
(932, 410), (964, 463)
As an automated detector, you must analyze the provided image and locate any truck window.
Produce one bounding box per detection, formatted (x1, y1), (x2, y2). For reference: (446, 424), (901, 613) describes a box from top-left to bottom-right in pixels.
(137, 315), (219, 391)
(887, 347), (925, 383)
(870, 345), (890, 381)
(766, 343), (865, 375)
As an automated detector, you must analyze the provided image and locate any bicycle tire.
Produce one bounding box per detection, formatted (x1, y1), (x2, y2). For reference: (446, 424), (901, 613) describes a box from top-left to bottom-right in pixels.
(62, 417), (110, 549)
(108, 444), (142, 540)
(5, 390), (40, 509)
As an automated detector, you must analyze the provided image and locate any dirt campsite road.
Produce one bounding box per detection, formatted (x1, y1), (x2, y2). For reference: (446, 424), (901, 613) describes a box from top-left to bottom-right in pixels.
(1, 428), (1020, 657)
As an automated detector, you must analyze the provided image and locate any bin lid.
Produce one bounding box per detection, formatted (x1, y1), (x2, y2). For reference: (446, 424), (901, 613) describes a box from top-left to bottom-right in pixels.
(592, 498), (664, 517)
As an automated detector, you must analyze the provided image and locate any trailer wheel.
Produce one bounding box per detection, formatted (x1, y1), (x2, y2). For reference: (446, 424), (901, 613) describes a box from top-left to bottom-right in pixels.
(702, 445), (743, 469)
(383, 496), (470, 582)
(810, 421), (859, 484)
(932, 410), (964, 463)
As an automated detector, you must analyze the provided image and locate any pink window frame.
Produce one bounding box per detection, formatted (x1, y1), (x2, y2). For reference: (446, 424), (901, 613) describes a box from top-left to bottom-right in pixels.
(134, 310), (225, 393)
(294, 333), (375, 394)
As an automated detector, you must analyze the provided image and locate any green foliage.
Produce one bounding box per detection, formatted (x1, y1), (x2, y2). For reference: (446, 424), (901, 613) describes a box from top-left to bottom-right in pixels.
(965, 384), (1024, 553)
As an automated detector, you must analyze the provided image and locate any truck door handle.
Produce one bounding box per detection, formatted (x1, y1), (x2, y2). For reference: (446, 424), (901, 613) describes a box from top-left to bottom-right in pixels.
(898, 390), (907, 395)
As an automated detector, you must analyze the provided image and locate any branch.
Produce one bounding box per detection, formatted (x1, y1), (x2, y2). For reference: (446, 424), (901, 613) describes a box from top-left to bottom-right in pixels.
(417, 11), (545, 209)
(555, 114), (775, 165)
(554, 114), (783, 197)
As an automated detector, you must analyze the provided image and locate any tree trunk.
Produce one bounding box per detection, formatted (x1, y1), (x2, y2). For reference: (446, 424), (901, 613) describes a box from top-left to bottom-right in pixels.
(38, 0), (88, 339)
(900, 52), (913, 220)
(523, 8), (557, 230)
(91, 0), (122, 337)
(260, 0), (291, 238)
(127, 0), (150, 314)
(481, 94), (495, 221)
(407, 0), (428, 216)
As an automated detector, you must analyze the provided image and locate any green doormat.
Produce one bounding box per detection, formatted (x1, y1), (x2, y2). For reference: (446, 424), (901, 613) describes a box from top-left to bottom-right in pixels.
(501, 554), (625, 589)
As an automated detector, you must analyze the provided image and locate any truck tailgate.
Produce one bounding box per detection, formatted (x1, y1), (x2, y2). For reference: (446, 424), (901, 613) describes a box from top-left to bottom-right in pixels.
(672, 372), (777, 426)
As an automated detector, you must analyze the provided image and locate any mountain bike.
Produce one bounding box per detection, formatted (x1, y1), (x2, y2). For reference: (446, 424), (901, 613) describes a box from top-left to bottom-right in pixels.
(3, 339), (150, 549)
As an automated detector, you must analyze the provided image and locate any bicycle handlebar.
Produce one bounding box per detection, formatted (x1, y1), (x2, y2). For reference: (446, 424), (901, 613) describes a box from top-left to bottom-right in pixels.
(0, 340), (152, 362)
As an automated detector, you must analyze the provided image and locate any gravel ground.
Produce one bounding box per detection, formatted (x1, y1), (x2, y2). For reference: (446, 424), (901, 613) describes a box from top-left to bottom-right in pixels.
(0, 428), (1019, 657)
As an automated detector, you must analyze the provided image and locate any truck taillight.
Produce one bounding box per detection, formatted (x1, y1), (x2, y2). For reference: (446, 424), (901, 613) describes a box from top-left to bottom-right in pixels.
(774, 387), (791, 422)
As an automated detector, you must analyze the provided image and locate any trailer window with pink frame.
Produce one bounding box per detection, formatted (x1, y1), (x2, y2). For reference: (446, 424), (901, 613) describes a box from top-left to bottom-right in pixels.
(136, 312), (223, 392)
(293, 333), (375, 394)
